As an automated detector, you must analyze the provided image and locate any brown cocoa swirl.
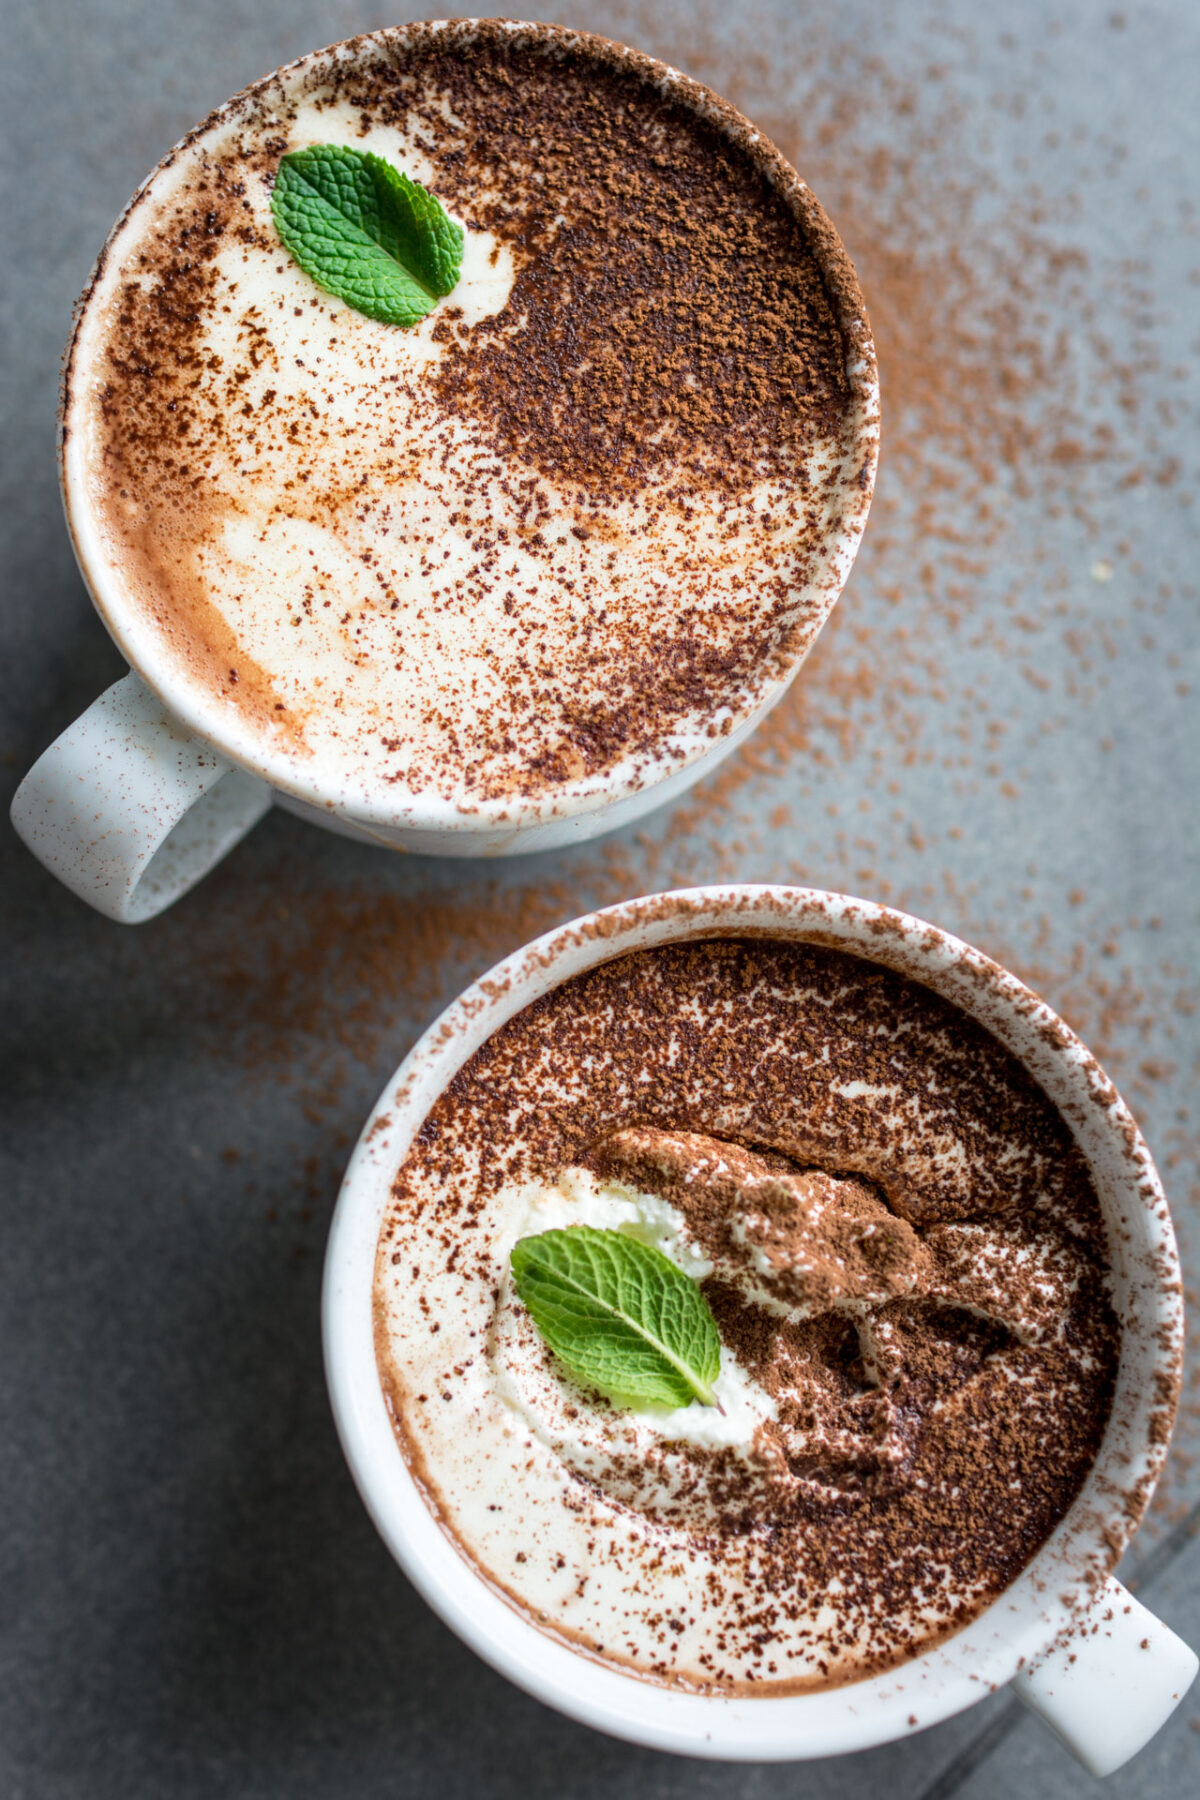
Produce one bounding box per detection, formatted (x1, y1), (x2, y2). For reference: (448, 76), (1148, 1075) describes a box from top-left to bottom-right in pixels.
(415, 38), (852, 498)
(375, 939), (1118, 1693)
(68, 23), (873, 807)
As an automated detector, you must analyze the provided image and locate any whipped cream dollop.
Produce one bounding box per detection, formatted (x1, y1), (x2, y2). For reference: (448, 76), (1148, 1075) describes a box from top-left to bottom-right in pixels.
(488, 1168), (775, 1490)
(485, 1132), (1091, 1521)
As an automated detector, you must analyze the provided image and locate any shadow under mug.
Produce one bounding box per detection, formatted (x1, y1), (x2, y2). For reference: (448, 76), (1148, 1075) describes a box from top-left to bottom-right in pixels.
(10, 21), (879, 922)
(323, 885), (1196, 1775)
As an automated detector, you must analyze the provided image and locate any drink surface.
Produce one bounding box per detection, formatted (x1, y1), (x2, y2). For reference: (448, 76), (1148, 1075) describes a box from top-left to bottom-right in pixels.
(374, 938), (1119, 1693)
(66, 22), (870, 815)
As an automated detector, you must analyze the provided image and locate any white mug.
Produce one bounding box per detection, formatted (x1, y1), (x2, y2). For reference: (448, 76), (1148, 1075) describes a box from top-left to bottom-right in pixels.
(323, 885), (1196, 1775)
(9, 22), (879, 923)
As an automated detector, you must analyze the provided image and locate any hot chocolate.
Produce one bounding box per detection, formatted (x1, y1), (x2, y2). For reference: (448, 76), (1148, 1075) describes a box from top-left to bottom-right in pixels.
(373, 937), (1118, 1694)
(64, 22), (873, 816)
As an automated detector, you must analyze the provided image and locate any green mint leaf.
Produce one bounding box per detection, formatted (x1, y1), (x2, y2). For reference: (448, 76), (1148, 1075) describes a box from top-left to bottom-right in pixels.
(510, 1225), (722, 1411)
(270, 144), (463, 327)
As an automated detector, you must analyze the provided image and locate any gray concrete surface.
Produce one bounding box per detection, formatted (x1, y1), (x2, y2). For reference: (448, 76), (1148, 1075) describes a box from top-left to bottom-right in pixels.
(2, 1), (1197, 1795)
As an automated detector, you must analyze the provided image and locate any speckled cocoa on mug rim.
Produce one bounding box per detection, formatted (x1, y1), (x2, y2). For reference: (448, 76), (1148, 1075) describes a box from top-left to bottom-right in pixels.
(57, 19), (879, 835)
(322, 885), (1184, 1760)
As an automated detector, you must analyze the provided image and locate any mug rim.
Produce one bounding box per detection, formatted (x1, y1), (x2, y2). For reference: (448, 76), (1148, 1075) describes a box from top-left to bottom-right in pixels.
(58, 17), (879, 837)
(321, 883), (1184, 1760)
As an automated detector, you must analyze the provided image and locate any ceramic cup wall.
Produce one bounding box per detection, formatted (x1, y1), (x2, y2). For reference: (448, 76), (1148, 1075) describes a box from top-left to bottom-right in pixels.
(9, 21), (879, 923)
(323, 885), (1196, 1775)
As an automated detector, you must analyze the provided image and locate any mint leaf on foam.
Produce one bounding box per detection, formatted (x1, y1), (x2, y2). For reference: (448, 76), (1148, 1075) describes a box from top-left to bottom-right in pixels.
(510, 1225), (723, 1411)
(270, 144), (463, 326)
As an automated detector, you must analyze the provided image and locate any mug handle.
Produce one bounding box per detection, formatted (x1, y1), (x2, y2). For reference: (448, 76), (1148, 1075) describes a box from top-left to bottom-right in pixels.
(10, 671), (272, 923)
(1013, 1574), (1198, 1776)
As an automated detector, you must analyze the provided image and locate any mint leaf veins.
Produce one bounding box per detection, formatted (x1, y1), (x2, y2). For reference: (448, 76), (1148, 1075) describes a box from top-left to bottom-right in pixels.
(270, 144), (463, 327)
(510, 1225), (723, 1411)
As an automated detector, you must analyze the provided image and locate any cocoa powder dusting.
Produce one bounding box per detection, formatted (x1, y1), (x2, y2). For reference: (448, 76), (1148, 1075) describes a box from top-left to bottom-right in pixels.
(411, 35), (852, 497)
(77, 22), (870, 802)
(377, 939), (1119, 1690)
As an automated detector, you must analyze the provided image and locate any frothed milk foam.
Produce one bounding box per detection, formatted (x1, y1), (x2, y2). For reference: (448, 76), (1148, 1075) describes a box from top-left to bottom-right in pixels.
(64, 24), (871, 816)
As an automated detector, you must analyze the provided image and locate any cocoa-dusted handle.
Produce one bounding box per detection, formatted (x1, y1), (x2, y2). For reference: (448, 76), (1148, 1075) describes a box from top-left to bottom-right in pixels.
(1013, 1575), (1198, 1776)
(10, 671), (271, 923)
